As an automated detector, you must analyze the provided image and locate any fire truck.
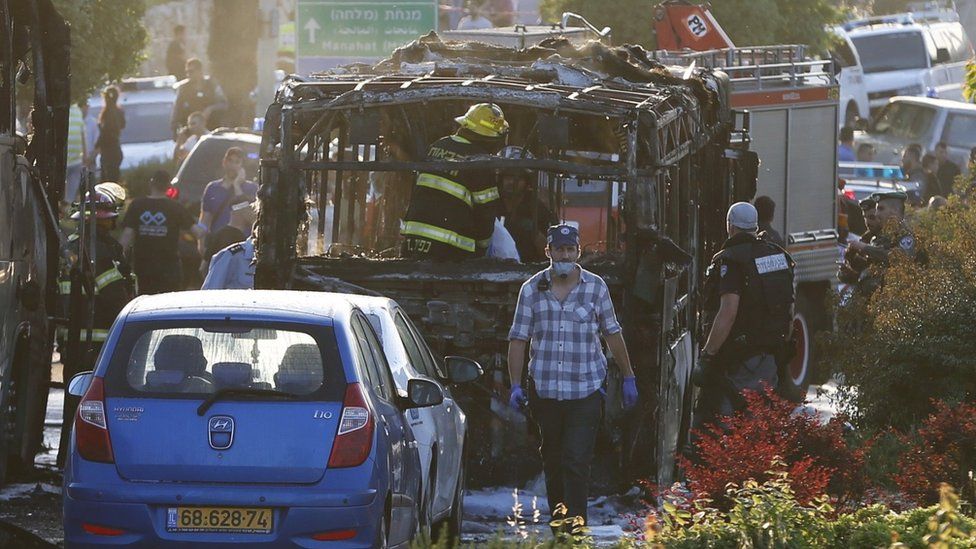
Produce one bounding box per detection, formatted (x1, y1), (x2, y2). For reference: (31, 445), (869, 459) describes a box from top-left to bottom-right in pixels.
(654, 1), (840, 399)
(254, 33), (758, 488)
(0, 0), (70, 485)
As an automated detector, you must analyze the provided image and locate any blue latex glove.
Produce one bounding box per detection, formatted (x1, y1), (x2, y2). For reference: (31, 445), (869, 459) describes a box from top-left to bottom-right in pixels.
(622, 376), (638, 409)
(509, 384), (528, 411)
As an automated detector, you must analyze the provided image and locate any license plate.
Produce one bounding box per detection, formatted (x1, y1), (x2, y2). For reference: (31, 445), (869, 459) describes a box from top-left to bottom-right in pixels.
(166, 506), (273, 534)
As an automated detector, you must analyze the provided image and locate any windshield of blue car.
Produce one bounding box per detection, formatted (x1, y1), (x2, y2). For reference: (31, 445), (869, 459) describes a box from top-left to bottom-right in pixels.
(90, 101), (174, 145)
(851, 32), (928, 73)
(104, 321), (346, 400)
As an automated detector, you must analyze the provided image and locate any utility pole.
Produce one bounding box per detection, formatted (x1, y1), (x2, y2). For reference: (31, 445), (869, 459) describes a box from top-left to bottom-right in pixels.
(255, 0), (280, 120)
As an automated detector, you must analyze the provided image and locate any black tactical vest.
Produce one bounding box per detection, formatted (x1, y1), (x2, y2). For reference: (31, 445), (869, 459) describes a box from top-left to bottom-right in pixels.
(707, 235), (796, 351)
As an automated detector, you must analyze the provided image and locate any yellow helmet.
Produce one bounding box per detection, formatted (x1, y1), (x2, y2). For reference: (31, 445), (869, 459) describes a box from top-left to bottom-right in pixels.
(454, 103), (509, 138)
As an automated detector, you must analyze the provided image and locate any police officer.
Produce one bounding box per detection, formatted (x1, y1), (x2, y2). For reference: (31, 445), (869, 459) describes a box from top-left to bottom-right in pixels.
(57, 186), (134, 466)
(838, 197), (880, 286)
(692, 202), (795, 426)
(401, 103), (506, 260)
(201, 235), (255, 289)
(846, 191), (919, 295)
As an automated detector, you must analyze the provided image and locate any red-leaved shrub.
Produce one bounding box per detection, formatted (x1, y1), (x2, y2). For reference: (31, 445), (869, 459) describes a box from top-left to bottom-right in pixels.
(894, 400), (976, 506)
(679, 387), (871, 509)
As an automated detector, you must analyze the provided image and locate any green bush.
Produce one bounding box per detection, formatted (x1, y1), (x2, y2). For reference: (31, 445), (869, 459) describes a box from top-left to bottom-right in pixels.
(650, 465), (976, 549)
(819, 195), (976, 431)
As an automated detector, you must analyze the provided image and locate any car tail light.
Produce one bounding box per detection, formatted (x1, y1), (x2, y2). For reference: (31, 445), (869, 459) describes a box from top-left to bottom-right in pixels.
(312, 529), (357, 541)
(82, 523), (125, 536)
(75, 377), (115, 463)
(328, 383), (374, 468)
(844, 189), (856, 200)
(165, 186), (179, 199)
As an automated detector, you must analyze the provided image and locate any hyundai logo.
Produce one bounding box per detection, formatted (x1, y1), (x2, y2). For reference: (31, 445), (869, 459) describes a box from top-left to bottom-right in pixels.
(208, 415), (235, 450)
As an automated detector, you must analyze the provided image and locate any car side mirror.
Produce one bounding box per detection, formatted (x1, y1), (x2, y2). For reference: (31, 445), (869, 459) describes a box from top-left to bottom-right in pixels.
(406, 378), (444, 408)
(936, 47), (951, 64)
(67, 371), (94, 397)
(444, 356), (483, 384)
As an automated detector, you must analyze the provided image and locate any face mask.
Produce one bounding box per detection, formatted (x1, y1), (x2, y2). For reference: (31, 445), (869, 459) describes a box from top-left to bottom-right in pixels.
(551, 261), (576, 279)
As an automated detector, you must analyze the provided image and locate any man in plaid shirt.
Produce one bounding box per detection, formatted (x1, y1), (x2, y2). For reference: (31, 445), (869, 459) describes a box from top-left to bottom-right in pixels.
(507, 224), (638, 528)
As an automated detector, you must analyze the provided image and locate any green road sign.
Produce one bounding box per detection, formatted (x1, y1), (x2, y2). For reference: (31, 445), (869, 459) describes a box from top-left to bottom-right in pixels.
(297, 1), (437, 60)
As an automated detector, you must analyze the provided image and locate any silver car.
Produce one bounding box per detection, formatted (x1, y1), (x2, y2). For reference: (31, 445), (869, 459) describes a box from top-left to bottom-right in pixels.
(338, 294), (482, 540)
(854, 96), (976, 171)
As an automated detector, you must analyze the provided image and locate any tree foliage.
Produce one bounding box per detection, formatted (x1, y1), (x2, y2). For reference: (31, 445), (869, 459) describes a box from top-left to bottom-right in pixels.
(208, 0), (259, 127)
(706, 0), (842, 53)
(538, 0), (841, 52)
(820, 187), (976, 431)
(52, 0), (148, 105)
(538, 0), (653, 48)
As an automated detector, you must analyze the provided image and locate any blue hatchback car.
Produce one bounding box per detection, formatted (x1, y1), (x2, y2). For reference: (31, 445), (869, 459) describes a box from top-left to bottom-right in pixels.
(63, 290), (442, 548)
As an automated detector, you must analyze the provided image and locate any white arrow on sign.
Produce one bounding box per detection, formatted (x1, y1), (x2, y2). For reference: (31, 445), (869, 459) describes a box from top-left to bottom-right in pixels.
(304, 17), (321, 44)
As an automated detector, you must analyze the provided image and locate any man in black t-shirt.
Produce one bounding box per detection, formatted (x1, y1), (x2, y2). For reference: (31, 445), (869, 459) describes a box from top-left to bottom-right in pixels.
(120, 171), (201, 294)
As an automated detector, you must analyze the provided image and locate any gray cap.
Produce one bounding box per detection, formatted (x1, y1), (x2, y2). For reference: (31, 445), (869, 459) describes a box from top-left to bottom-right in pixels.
(727, 202), (758, 231)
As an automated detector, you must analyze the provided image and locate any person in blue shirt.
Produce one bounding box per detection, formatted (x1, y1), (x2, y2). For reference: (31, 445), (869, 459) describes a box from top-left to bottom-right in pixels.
(197, 146), (257, 259)
(838, 126), (856, 162)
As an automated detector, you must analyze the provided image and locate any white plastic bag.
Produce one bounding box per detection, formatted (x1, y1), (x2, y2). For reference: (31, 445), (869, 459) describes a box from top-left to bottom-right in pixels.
(486, 217), (521, 262)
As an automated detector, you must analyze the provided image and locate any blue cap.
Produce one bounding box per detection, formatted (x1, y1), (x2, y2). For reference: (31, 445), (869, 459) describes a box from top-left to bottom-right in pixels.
(547, 224), (579, 248)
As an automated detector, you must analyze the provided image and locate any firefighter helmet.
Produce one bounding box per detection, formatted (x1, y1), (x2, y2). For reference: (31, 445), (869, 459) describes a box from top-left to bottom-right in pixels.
(70, 189), (120, 220)
(454, 103), (509, 138)
(94, 182), (127, 205)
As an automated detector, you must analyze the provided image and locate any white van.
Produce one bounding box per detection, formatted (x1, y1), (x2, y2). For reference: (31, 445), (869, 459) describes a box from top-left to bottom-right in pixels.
(829, 28), (871, 126)
(838, 6), (973, 112)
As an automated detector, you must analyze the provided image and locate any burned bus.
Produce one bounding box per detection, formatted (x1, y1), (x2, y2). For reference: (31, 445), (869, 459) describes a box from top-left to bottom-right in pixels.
(255, 35), (757, 488)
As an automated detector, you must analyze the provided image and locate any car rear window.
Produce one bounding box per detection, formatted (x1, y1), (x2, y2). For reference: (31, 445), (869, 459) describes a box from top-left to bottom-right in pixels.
(942, 113), (976, 148)
(104, 321), (346, 400)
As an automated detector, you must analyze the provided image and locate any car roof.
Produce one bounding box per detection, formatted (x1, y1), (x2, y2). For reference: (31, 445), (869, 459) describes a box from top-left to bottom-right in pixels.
(886, 96), (976, 111)
(123, 290), (356, 325)
(844, 18), (961, 36)
(200, 130), (262, 144)
(333, 293), (398, 314)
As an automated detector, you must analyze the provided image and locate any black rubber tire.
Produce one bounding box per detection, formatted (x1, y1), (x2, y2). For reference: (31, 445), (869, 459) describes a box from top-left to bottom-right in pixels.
(435, 460), (464, 544)
(779, 287), (828, 402)
(417, 473), (433, 543)
(374, 508), (389, 549)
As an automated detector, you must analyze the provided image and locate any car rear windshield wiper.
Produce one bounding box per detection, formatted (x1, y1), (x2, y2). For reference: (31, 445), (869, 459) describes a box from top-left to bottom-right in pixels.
(197, 388), (299, 416)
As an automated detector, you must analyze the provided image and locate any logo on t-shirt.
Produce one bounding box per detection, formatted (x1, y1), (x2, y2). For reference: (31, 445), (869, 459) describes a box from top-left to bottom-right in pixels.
(138, 211), (169, 237)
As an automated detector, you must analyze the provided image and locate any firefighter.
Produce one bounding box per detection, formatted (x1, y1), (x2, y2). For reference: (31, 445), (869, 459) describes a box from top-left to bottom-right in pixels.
(57, 186), (134, 466)
(692, 202), (796, 426)
(400, 103), (507, 260)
